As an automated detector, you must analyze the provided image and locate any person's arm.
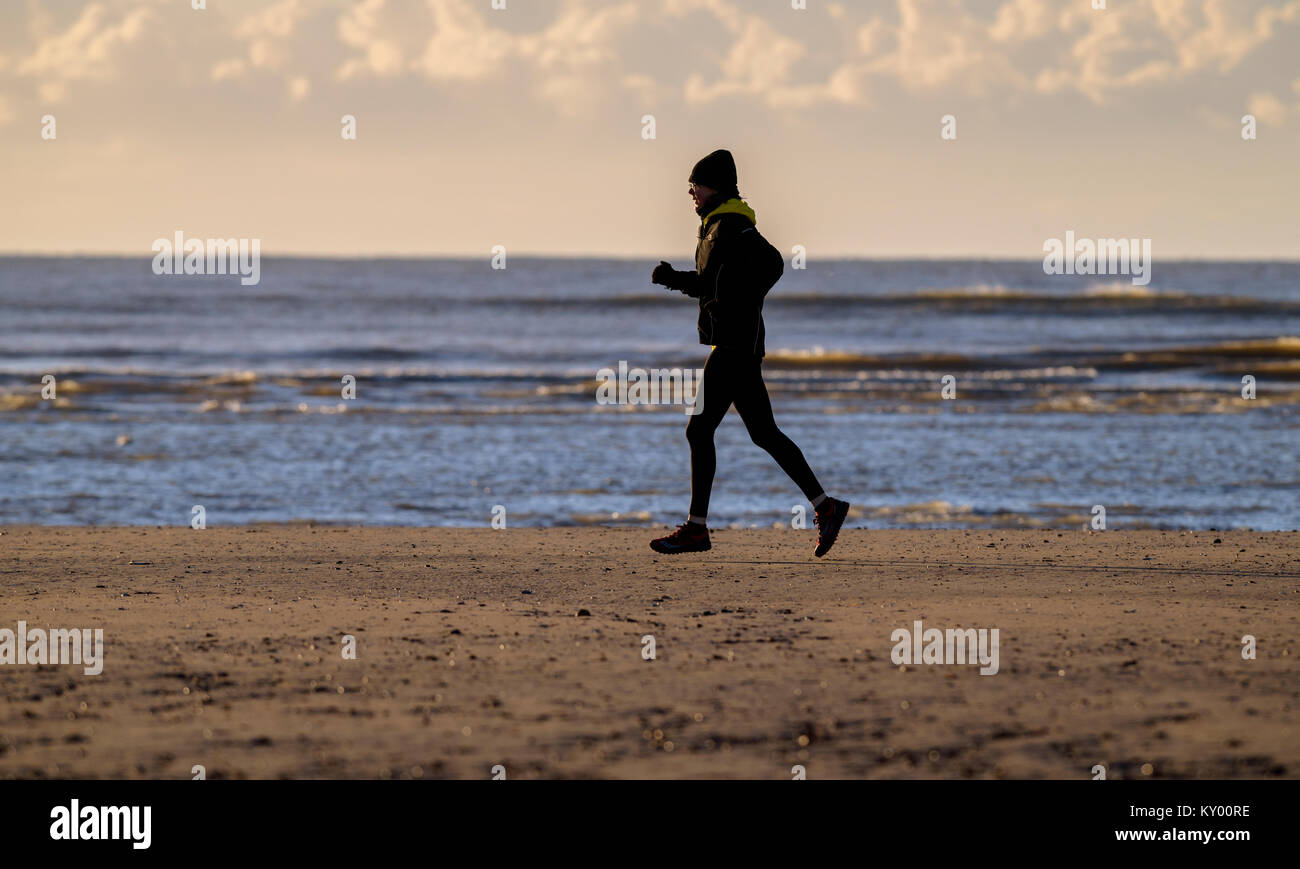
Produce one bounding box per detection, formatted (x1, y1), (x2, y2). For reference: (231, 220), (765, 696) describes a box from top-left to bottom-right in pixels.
(651, 261), (706, 297)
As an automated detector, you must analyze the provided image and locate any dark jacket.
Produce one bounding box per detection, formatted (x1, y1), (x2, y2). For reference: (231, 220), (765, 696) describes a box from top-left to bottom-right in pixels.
(655, 196), (782, 358)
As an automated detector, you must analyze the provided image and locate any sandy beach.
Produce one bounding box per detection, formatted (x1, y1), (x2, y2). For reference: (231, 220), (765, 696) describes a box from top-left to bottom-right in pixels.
(0, 525), (1295, 779)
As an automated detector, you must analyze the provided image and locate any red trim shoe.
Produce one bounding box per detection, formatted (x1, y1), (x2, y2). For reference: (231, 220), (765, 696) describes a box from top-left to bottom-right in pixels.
(650, 522), (711, 554)
(813, 498), (850, 557)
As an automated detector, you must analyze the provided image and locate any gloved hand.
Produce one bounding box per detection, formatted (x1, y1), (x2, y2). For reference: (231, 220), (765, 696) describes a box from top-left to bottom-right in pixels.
(651, 260), (677, 287)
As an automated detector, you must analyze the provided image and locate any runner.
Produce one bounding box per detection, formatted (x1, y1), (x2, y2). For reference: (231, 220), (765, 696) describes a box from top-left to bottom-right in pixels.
(649, 149), (850, 556)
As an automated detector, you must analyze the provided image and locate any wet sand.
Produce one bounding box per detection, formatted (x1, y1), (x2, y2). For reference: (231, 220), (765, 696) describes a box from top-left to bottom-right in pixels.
(0, 525), (1296, 779)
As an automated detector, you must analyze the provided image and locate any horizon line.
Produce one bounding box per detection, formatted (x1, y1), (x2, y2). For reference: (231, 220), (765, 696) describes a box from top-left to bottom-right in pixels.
(3, 250), (1300, 264)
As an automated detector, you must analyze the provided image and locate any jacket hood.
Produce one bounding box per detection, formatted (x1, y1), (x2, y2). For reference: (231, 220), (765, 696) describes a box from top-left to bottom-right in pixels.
(701, 197), (756, 226)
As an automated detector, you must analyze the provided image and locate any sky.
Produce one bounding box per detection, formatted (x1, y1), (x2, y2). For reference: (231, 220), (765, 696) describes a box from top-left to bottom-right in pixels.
(2, 0), (1299, 258)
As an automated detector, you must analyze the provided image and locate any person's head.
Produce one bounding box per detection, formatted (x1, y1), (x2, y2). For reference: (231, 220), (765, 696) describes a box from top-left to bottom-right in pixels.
(688, 181), (716, 210)
(688, 149), (738, 209)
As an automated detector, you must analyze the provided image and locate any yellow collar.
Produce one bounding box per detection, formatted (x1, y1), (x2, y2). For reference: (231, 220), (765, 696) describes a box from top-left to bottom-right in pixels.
(702, 198), (756, 226)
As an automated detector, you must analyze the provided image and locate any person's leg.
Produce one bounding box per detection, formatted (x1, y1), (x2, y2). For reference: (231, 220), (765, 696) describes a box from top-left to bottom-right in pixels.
(649, 348), (736, 554)
(731, 355), (824, 502)
(721, 355), (851, 557)
(685, 347), (737, 520)
(733, 357), (850, 556)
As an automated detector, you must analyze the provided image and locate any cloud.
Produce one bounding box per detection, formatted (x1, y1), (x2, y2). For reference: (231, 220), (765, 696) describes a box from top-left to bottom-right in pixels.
(408, 0), (643, 110)
(1169, 0), (1300, 74)
(16, 2), (152, 102)
(4, 0), (1298, 123)
(872, 0), (1028, 94)
(988, 0), (1052, 44)
(411, 0), (512, 82)
(808, 0), (1300, 105)
(237, 0), (307, 45)
(210, 58), (247, 82)
(39, 81), (66, 103)
(1033, 0), (1300, 102)
(518, 1), (640, 76)
(288, 75), (311, 101)
(676, 0), (1300, 108)
(207, 0), (313, 100)
(337, 0), (410, 81)
(230, 0), (310, 72)
(680, 0), (872, 107)
(684, 8), (809, 104)
(518, 1), (644, 110)
(1247, 90), (1288, 126)
(620, 72), (657, 98)
(1033, 3), (1176, 102)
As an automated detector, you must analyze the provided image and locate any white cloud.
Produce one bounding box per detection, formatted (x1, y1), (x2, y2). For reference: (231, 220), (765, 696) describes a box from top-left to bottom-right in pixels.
(210, 58), (247, 82)
(408, 0), (643, 110)
(1171, 0), (1300, 74)
(1034, 3), (1174, 102)
(832, 0), (1300, 104)
(518, 1), (640, 75)
(684, 7), (810, 104)
(208, 0), (313, 100)
(869, 0), (1027, 94)
(1247, 90), (1287, 125)
(336, 0), (407, 81)
(680, 0), (872, 107)
(39, 81), (66, 103)
(657, 0), (1300, 108)
(233, 0), (309, 72)
(4, 0), (1297, 121)
(1033, 0), (1300, 103)
(16, 2), (151, 102)
(989, 0), (1052, 43)
(237, 0), (309, 40)
(1150, 0), (1196, 36)
(288, 76), (311, 101)
(412, 0), (512, 82)
(857, 18), (889, 56)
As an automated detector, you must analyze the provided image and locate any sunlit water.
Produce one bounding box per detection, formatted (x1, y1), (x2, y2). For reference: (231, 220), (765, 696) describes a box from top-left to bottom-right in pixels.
(1, 257), (1296, 529)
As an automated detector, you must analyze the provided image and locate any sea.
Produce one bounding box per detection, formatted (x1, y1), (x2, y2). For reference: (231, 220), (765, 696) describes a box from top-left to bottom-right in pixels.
(1, 256), (1296, 529)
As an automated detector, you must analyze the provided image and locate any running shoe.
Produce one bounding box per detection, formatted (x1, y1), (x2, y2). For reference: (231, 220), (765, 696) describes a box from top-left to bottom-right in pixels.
(813, 498), (850, 557)
(650, 522), (711, 554)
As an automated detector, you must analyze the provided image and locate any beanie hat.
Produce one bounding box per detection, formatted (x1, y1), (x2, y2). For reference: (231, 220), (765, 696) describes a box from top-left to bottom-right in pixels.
(689, 149), (738, 193)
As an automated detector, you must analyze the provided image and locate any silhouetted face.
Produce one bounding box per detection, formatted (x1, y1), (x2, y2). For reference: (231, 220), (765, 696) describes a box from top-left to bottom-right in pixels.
(689, 182), (716, 210)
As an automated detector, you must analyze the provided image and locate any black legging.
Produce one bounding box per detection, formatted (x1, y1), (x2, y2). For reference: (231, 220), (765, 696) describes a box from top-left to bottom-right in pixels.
(686, 346), (824, 518)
